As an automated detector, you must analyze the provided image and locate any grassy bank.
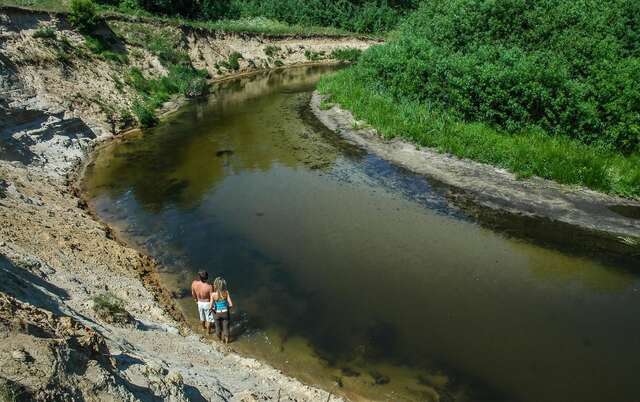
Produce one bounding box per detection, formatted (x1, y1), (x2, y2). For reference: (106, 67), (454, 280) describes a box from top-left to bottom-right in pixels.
(0, 0), (378, 38)
(318, 68), (640, 197)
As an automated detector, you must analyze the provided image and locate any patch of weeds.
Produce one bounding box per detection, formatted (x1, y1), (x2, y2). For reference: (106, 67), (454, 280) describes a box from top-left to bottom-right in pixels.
(330, 48), (362, 63)
(92, 292), (133, 325)
(263, 45), (280, 57)
(68, 0), (99, 33)
(84, 35), (128, 64)
(110, 22), (184, 66)
(131, 99), (158, 127)
(274, 59), (284, 67)
(304, 49), (325, 61)
(220, 51), (243, 71)
(126, 65), (207, 127)
(33, 26), (57, 39)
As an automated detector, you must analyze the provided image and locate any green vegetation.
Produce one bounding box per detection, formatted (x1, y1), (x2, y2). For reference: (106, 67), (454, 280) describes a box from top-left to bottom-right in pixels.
(92, 292), (133, 324)
(1, 0), (374, 37)
(109, 21), (208, 126)
(107, 0), (417, 33)
(319, 70), (640, 197)
(84, 34), (128, 63)
(304, 49), (325, 61)
(0, 0), (66, 12)
(320, 0), (640, 196)
(127, 64), (207, 126)
(229, 0), (418, 33)
(330, 47), (362, 63)
(264, 45), (280, 58)
(32, 25), (56, 39)
(68, 0), (99, 33)
(219, 51), (242, 71)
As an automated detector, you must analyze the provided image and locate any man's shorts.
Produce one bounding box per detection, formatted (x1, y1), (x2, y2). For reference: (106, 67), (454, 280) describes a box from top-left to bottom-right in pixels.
(197, 301), (213, 322)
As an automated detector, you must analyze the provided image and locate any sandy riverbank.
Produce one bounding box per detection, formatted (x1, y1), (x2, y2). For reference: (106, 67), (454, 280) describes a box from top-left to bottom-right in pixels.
(310, 92), (640, 257)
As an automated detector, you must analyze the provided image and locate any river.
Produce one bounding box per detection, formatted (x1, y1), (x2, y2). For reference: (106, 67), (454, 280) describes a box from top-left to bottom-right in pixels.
(83, 65), (640, 402)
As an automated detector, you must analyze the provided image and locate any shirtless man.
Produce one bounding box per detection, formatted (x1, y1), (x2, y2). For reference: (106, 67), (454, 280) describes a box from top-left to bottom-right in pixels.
(191, 271), (214, 333)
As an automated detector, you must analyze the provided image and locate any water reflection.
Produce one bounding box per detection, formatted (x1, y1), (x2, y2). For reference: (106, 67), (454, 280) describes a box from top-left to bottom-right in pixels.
(84, 66), (640, 402)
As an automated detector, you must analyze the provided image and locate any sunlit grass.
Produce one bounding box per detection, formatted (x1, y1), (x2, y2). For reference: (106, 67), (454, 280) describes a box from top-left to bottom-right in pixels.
(318, 68), (640, 198)
(0, 0), (374, 38)
(0, 0), (66, 12)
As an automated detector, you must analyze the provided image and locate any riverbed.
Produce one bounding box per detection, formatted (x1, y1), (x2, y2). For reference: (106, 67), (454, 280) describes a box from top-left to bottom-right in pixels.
(83, 65), (640, 402)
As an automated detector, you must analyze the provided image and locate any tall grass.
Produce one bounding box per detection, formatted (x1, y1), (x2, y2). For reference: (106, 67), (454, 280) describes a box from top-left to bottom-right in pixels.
(0, 0), (66, 12)
(318, 69), (640, 197)
(0, 0), (375, 38)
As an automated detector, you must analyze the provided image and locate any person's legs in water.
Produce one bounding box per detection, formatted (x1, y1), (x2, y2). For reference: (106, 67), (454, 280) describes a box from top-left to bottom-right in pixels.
(222, 314), (230, 343)
(197, 301), (212, 333)
(214, 313), (223, 341)
(214, 312), (231, 342)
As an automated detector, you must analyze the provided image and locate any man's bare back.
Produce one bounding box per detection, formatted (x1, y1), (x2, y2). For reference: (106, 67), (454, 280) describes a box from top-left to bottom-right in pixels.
(191, 280), (213, 302)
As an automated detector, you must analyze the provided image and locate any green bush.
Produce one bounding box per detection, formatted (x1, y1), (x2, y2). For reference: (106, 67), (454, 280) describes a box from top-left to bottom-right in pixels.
(33, 26), (57, 39)
(220, 51), (243, 70)
(68, 0), (99, 33)
(264, 45), (280, 57)
(231, 0), (417, 33)
(126, 63), (208, 127)
(304, 49), (324, 61)
(330, 47), (362, 62)
(117, 0), (143, 13)
(132, 99), (158, 127)
(349, 0), (640, 154)
(128, 0), (416, 33)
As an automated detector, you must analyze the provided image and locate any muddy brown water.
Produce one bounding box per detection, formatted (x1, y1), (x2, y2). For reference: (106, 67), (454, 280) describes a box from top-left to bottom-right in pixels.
(83, 65), (640, 402)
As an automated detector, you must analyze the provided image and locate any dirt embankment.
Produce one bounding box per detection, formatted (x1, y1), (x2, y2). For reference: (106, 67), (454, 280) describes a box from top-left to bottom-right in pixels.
(311, 92), (640, 257)
(0, 7), (374, 401)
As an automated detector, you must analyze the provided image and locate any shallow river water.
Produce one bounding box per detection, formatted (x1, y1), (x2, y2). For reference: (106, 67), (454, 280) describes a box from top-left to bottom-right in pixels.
(83, 66), (640, 402)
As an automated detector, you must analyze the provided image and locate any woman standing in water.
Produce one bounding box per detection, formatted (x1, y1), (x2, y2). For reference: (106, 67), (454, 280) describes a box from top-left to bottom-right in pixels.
(211, 276), (233, 344)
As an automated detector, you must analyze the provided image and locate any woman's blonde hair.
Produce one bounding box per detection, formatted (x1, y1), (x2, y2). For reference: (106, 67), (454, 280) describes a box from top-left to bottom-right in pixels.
(214, 277), (227, 299)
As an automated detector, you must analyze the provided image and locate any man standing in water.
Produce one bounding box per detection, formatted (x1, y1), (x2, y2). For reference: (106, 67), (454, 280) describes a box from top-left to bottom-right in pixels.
(191, 271), (213, 334)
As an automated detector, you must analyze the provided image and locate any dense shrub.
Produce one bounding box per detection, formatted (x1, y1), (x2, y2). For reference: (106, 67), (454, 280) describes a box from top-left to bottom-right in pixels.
(68, 0), (99, 33)
(350, 0), (640, 153)
(232, 0), (417, 33)
(125, 0), (416, 33)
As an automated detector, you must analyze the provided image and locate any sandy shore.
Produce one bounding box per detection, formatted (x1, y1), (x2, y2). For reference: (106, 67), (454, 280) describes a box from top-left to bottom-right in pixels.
(310, 91), (640, 256)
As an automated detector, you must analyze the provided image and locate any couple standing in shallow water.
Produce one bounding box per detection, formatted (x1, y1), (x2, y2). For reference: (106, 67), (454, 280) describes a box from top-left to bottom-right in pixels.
(191, 271), (234, 343)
